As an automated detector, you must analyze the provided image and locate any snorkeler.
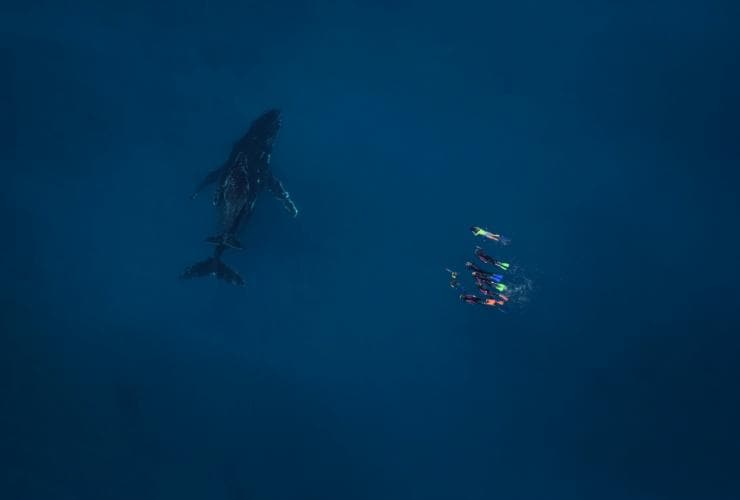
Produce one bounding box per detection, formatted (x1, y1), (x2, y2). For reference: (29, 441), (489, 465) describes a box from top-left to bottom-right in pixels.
(466, 261), (492, 275)
(460, 293), (483, 305)
(470, 226), (510, 245)
(472, 271), (491, 283)
(446, 268), (461, 289)
(484, 298), (506, 307)
(473, 275), (489, 288)
(473, 271), (503, 283)
(474, 247), (510, 271)
(473, 273), (508, 292)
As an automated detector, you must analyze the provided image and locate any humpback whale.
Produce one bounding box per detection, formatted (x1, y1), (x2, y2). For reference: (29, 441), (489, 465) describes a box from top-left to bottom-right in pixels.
(181, 109), (298, 286)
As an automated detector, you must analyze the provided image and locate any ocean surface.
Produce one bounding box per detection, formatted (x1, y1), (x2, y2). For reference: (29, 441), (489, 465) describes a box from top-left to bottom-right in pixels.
(2, 1), (739, 498)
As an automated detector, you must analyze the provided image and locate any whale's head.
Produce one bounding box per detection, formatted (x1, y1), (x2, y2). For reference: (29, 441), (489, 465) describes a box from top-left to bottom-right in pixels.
(252, 108), (282, 148)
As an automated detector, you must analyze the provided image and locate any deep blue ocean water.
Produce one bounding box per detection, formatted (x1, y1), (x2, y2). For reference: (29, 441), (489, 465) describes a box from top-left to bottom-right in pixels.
(2, 1), (739, 498)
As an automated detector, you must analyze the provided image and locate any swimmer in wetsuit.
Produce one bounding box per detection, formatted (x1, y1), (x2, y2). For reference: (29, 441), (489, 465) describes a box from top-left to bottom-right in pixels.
(470, 226), (510, 245)
(474, 247), (510, 271)
(465, 261), (492, 275)
(446, 268), (461, 289)
(460, 293), (484, 305)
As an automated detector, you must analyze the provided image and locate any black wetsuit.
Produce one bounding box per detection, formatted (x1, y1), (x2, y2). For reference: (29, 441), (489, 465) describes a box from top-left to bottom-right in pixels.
(467, 261), (493, 277)
(460, 294), (483, 305)
(474, 248), (498, 267)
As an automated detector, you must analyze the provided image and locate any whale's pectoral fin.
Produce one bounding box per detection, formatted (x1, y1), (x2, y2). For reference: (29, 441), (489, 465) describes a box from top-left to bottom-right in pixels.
(191, 165), (225, 200)
(266, 174), (298, 217)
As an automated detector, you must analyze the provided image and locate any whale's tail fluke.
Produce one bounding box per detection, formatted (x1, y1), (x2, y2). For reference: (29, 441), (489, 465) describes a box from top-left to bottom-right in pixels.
(180, 256), (244, 286)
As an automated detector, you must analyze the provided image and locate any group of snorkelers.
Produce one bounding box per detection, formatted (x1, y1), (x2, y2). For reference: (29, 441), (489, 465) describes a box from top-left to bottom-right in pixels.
(447, 226), (511, 308)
